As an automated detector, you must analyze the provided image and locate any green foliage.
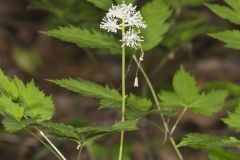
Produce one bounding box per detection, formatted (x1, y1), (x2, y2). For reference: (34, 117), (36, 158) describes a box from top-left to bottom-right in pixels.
(109, 120), (138, 132)
(14, 77), (55, 122)
(28, 0), (75, 17)
(223, 103), (240, 132)
(40, 122), (80, 140)
(116, 0), (136, 4)
(3, 116), (37, 133)
(141, 0), (172, 51)
(164, 0), (209, 7)
(126, 93), (152, 111)
(178, 133), (240, 149)
(173, 66), (199, 103)
(159, 67), (227, 116)
(209, 30), (240, 50)
(0, 69), (54, 122)
(99, 98), (122, 109)
(0, 70), (18, 100)
(50, 78), (122, 108)
(3, 111), (137, 145)
(206, 1), (240, 25)
(3, 114), (137, 145)
(126, 108), (174, 120)
(190, 91), (228, 116)
(206, 0), (240, 50)
(28, 0), (102, 27)
(162, 14), (219, 48)
(0, 96), (24, 120)
(76, 120), (138, 144)
(77, 120), (138, 134)
(206, 81), (240, 97)
(208, 148), (240, 160)
(87, 0), (111, 10)
(44, 26), (120, 51)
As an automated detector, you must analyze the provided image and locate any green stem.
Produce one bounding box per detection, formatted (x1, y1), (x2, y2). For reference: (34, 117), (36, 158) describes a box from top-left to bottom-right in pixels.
(170, 107), (188, 135)
(38, 130), (66, 160)
(77, 145), (84, 160)
(24, 116), (66, 160)
(118, 19), (126, 160)
(25, 128), (63, 160)
(133, 55), (184, 160)
(170, 137), (183, 160)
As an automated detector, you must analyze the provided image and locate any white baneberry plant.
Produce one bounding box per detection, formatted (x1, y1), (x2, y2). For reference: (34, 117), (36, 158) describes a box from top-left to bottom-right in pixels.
(2, 0), (240, 160)
(100, 2), (147, 160)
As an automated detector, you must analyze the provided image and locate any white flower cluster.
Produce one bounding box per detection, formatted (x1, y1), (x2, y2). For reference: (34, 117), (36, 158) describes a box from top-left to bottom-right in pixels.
(121, 29), (143, 48)
(100, 3), (146, 49)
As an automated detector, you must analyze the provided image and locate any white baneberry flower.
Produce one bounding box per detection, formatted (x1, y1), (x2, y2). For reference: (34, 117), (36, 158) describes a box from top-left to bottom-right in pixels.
(125, 11), (147, 28)
(100, 2), (146, 49)
(121, 29), (143, 48)
(101, 3), (146, 32)
(100, 17), (120, 33)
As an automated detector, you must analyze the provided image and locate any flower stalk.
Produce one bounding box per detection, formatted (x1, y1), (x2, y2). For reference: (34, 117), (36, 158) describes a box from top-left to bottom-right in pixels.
(100, 3), (147, 160)
(118, 19), (126, 160)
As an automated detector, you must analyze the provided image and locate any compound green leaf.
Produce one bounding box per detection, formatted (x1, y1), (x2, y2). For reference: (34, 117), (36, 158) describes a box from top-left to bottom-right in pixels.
(44, 26), (120, 51)
(141, 0), (171, 51)
(208, 148), (240, 160)
(159, 67), (227, 116)
(190, 91), (227, 116)
(50, 78), (122, 105)
(209, 30), (240, 50)
(173, 66), (199, 104)
(159, 91), (184, 108)
(178, 133), (240, 149)
(3, 116), (37, 133)
(0, 69), (18, 100)
(87, 0), (111, 10)
(206, 2), (240, 25)
(206, 81), (240, 97)
(14, 77), (55, 122)
(40, 122), (80, 140)
(127, 93), (152, 111)
(223, 104), (240, 132)
(0, 96), (24, 120)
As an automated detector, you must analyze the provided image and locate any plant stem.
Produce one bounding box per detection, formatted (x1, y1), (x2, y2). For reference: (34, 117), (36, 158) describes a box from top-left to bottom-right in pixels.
(77, 145), (84, 160)
(133, 55), (184, 160)
(170, 107), (188, 135)
(25, 128), (63, 160)
(39, 130), (67, 160)
(170, 137), (183, 160)
(24, 116), (66, 160)
(118, 19), (126, 160)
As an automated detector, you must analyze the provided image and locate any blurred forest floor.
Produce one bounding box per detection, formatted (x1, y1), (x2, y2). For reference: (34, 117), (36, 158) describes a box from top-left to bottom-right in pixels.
(0, 0), (240, 160)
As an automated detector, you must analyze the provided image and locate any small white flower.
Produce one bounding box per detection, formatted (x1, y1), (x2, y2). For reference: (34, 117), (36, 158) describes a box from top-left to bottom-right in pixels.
(101, 3), (146, 32)
(122, 29), (143, 48)
(100, 2), (146, 48)
(125, 11), (147, 28)
(100, 17), (120, 33)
